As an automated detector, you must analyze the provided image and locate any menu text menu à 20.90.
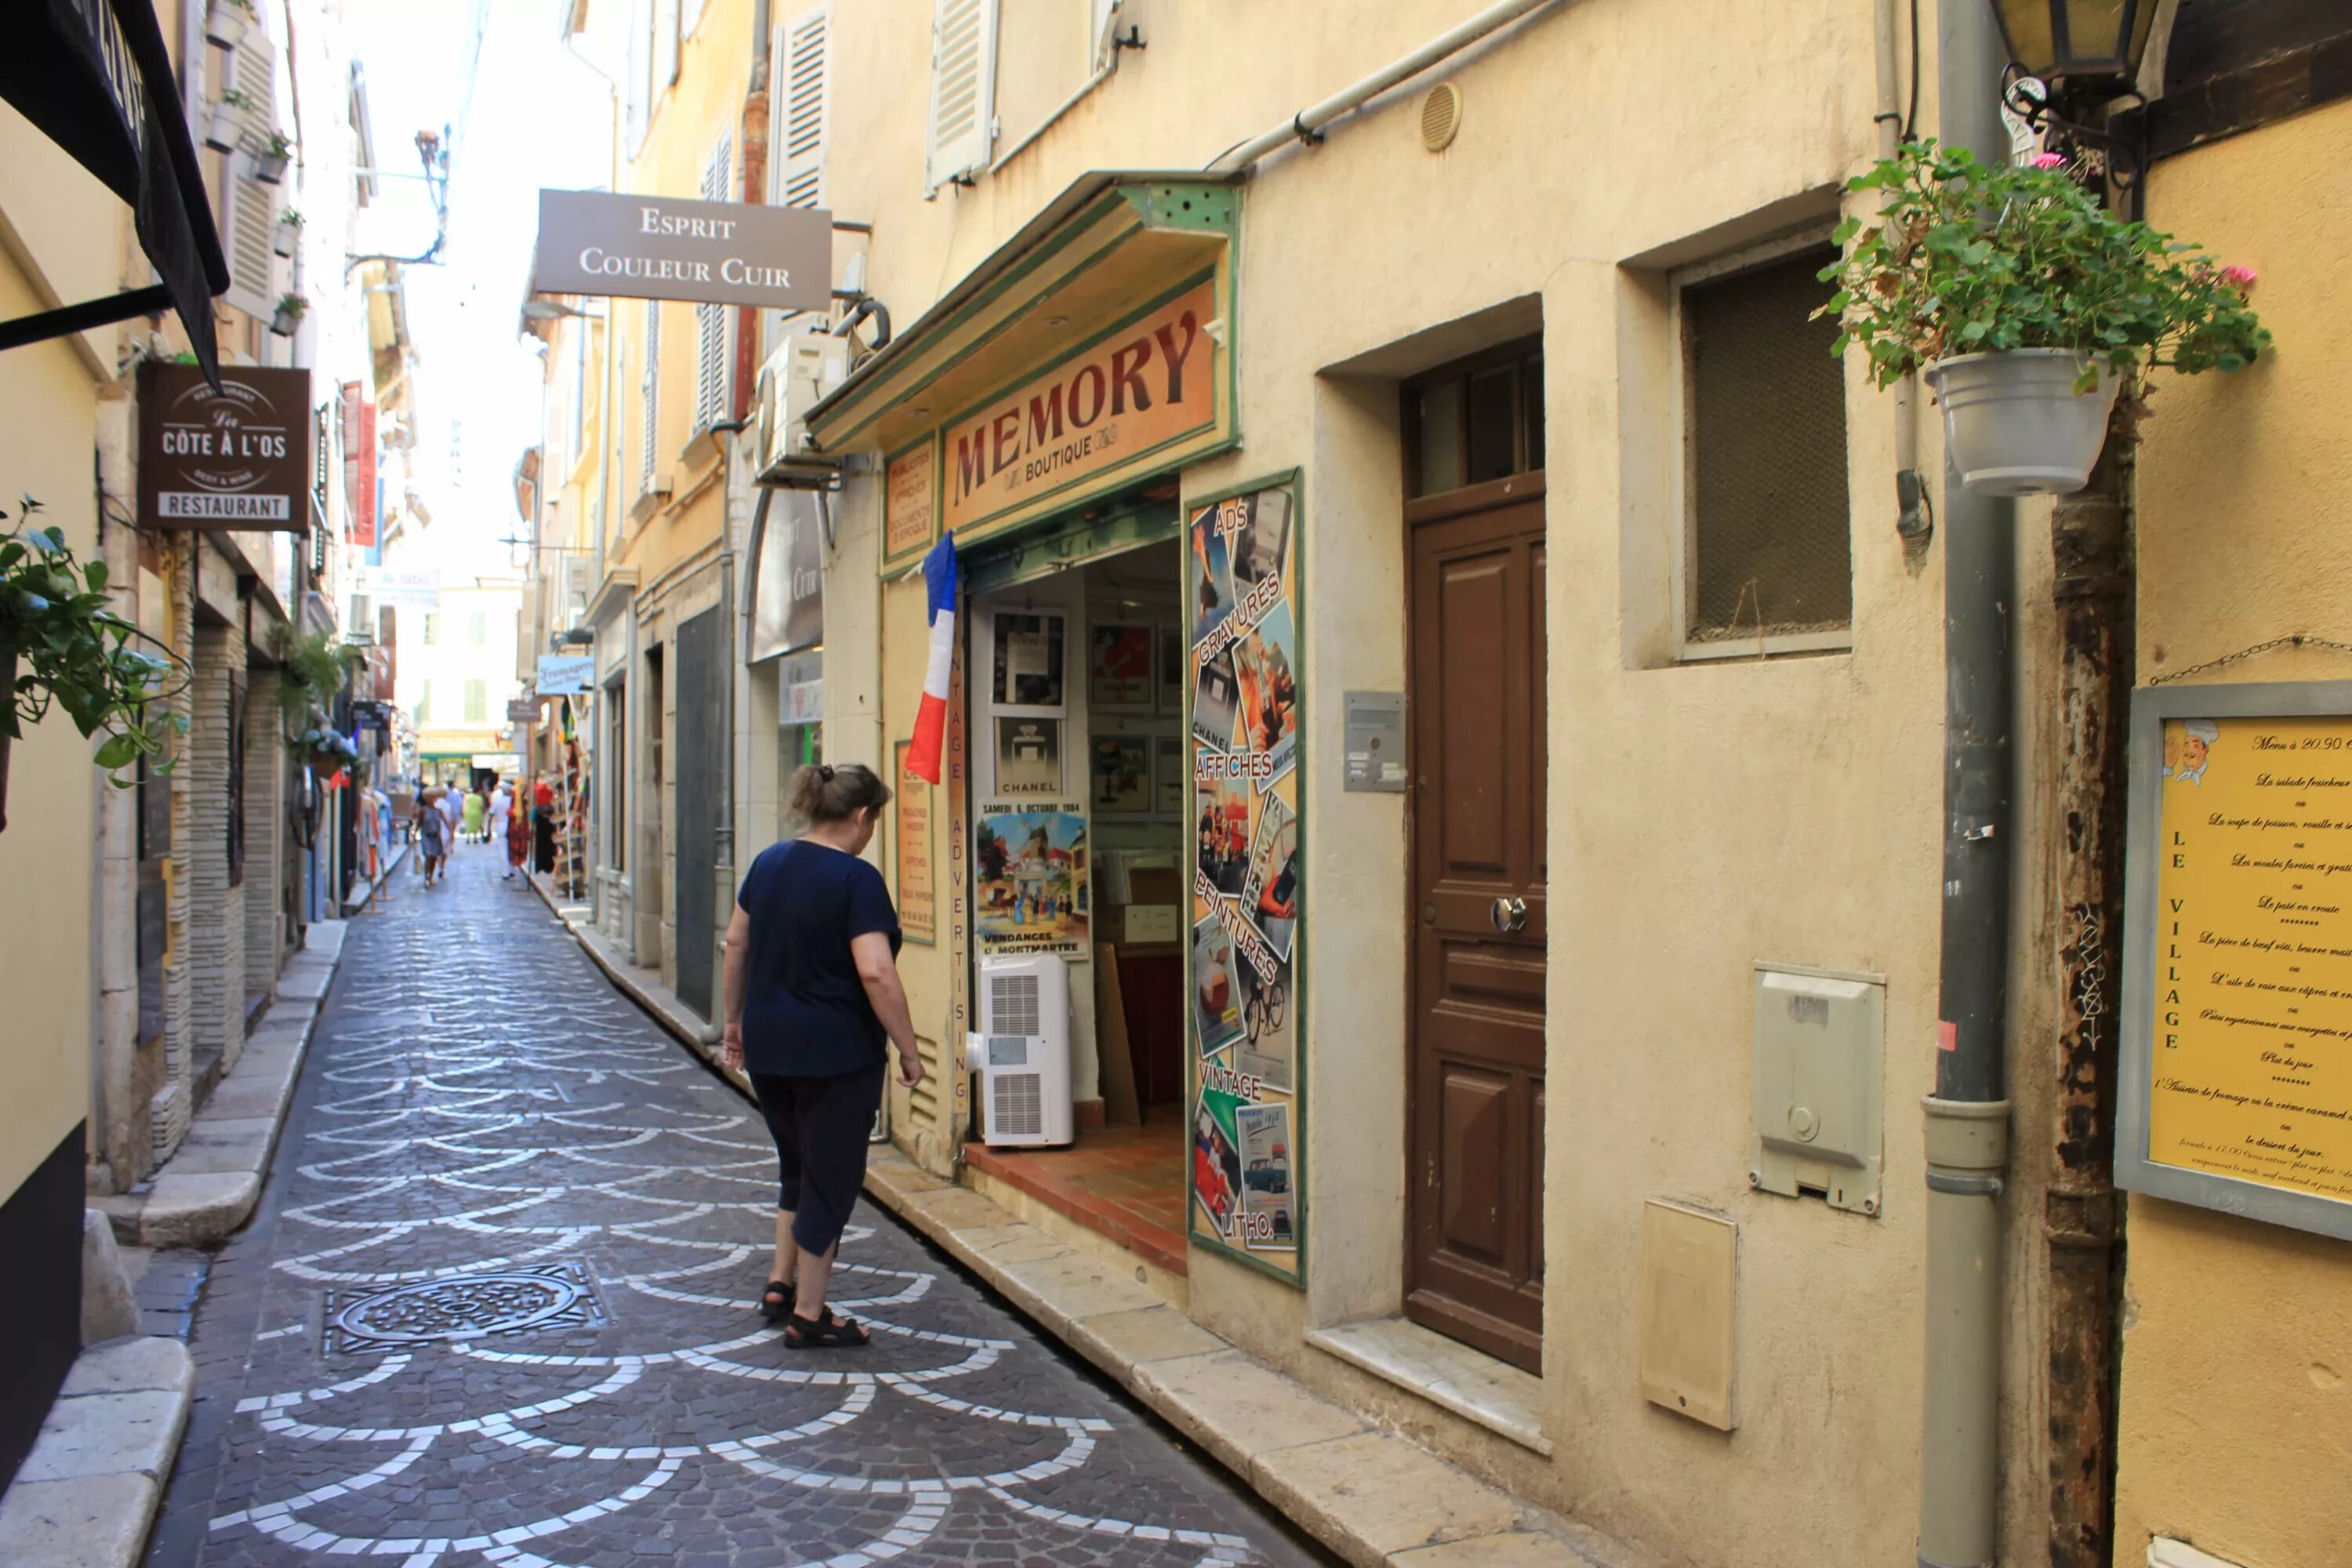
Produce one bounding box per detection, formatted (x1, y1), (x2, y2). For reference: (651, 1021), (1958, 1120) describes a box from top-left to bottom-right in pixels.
(2151, 714), (2352, 1202)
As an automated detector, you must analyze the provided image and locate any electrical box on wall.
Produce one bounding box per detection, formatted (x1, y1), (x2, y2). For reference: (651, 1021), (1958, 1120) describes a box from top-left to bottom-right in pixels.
(1639, 1200), (1737, 1431)
(1751, 962), (1885, 1216)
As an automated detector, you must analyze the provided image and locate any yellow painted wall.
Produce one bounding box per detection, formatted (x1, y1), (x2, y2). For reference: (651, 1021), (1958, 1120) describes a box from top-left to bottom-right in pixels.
(0, 242), (102, 1198)
(2114, 96), (2352, 1568)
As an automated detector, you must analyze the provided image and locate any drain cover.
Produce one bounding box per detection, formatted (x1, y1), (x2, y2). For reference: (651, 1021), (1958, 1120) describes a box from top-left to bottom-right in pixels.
(324, 1262), (608, 1354)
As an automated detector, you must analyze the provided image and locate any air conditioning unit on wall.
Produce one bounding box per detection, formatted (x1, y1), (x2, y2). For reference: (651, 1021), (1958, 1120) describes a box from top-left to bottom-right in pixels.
(754, 328), (852, 488)
(975, 954), (1073, 1148)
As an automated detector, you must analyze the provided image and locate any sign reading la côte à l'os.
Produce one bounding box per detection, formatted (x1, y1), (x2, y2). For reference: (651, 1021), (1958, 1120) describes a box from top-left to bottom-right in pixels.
(532, 189), (833, 313)
(138, 363), (313, 532)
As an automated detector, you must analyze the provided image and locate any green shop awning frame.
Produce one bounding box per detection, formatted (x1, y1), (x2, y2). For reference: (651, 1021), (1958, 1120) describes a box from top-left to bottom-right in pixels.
(0, 0), (230, 377)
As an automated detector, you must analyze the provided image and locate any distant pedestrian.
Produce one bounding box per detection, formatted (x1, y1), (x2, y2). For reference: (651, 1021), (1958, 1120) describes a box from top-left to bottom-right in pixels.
(506, 792), (531, 881)
(532, 784), (558, 874)
(490, 781), (515, 877)
(463, 783), (488, 844)
(437, 784), (463, 855)
(720, 763), (924, 1351)
(416, 788), (450, 887)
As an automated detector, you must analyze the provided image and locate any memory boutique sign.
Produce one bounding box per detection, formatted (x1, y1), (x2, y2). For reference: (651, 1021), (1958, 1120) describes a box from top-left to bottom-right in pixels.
(533, 190), (832, 312)
(942, 278), (1218, 540)
(138, 364), (312, 531)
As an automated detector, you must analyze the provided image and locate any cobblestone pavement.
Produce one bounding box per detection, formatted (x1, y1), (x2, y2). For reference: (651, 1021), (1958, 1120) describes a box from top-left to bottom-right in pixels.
(147, 846), (1323, 1568)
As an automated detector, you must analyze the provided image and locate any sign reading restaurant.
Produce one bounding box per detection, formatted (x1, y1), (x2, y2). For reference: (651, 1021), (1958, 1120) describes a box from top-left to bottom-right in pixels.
(532, 190), (833, 312)
(137, 363), (312, 532)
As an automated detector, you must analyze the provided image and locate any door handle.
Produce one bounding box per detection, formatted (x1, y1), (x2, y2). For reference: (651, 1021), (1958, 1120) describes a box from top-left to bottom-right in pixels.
(1490, 895), (1527, 934)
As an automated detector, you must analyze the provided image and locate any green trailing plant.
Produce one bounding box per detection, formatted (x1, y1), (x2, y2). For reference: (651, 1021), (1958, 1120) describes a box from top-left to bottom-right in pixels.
(1817, 140), (2270, 409)
(0, 495), (188, 782)
(265, 130), (295, 158)
(274, 627), (361, 724)
(219, 88), (259, 112)
(275, 292), (308, 321)
(278, 208), (304, 229)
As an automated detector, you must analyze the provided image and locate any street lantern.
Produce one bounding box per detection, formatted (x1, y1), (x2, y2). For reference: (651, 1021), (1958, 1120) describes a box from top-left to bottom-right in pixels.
(1988, 0), (2161, 91)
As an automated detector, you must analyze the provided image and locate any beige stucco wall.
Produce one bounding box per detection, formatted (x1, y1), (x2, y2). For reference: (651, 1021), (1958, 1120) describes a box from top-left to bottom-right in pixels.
(2113, 96), (2352, 1568)
(797, 4), (2099, 1566)
(0, 230), (103, 1199)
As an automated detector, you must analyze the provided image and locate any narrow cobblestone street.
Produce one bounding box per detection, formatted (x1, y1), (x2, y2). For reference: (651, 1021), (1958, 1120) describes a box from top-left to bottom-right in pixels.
(144, 847), (1323, 1568)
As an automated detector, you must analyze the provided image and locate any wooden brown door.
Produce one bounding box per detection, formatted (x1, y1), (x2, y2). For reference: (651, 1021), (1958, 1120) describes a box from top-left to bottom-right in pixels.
(1407, 487), (1547, 1373)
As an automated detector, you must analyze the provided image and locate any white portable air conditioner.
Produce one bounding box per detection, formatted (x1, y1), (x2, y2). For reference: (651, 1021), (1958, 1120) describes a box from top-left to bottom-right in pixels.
(976, 954), (1073, 1147)
(753, 328), (854, 488)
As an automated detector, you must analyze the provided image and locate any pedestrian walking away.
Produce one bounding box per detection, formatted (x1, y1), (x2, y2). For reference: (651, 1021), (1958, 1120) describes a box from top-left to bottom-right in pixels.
(493, 779), (521, 880)
(721, 762), (925, 1350)
(437, 782), (463, 855)
(415, 786), (450, 886)
(532, 779), (558, 874)
(463, 781), (488, 843)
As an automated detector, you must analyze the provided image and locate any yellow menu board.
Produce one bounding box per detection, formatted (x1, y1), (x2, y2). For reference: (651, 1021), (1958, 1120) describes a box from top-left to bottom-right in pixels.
(2149, 713), (2352, 1202)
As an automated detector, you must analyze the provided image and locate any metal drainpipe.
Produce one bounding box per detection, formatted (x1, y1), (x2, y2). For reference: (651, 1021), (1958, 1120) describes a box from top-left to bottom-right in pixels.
(1920, 5), (2016, 1567)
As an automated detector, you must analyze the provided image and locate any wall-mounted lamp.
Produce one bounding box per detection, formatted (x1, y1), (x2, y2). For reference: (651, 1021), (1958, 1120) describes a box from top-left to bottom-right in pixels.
(1987, 0), (2159, 94)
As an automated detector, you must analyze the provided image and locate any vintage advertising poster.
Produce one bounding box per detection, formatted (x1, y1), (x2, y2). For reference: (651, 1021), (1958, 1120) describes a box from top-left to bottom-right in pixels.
(993, 717), (1062, 797)
(1090, 622), (1156, 711)
(991, 610), (1067, 712)
(2142, 713), (2352, 1208)
(884, 441), (936, 567)
(1091, 735), (1152, 816)
(894, 741), (935, 945)
(975, 804), (1088, 956)
(1186, 477), (1304, 1276)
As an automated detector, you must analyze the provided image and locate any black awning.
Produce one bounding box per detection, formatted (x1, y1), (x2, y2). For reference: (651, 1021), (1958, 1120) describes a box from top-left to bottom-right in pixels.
(0, 0), (230, 379)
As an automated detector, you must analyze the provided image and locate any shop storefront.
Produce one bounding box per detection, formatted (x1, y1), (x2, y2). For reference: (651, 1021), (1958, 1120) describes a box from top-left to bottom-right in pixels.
(804, 176), (1315, 1281)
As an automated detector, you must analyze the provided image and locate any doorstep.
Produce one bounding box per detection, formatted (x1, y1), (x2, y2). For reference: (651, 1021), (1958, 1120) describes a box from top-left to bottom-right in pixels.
(862, 1151), (1639, 1568)
(0, 1336), (194, 1568)
(962, 1124), (1191, 1278)
(1307, 1319), (1551, 1456)
(92, 923), (349, 1248)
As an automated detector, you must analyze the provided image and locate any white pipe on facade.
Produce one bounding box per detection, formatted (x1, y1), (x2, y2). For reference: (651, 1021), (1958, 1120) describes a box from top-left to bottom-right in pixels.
(1207, 0), (1562, 173)
(1875, 0), (1926, 541)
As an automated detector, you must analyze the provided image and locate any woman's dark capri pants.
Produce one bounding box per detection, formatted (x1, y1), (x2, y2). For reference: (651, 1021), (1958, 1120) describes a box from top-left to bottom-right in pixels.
(748, 1062), (887, 1254)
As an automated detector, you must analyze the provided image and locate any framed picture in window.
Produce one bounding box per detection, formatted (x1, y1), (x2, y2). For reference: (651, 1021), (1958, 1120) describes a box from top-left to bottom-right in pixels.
(1091, 735), (1153, 816)
(990, 609), (1066, 714)
(993, 717), (1062, 797)
(1089, 622), (1156, 712)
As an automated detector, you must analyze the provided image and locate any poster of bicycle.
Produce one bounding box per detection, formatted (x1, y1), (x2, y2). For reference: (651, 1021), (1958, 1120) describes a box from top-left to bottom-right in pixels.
(1186, 477), (1302, 1278)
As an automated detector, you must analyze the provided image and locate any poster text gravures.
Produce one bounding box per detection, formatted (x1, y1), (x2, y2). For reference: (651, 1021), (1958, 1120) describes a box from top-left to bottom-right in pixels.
(1188, 481), (1301, 1279)
(2149, 713), (2352, 1207)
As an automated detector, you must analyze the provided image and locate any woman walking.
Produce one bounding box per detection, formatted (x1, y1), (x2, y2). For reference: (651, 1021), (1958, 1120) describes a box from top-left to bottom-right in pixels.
(720, 763), (924, 1350)
(415, 786), (450, 887)
(462, 782), (488, 844)
(506, 789), (531, 883)
(532, 780), (558, 874)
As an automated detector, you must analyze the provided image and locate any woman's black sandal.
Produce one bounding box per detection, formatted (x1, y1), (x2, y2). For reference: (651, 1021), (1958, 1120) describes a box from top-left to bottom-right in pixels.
(758, 1281), (795, 1322)
(784, 1308), (870, 1350)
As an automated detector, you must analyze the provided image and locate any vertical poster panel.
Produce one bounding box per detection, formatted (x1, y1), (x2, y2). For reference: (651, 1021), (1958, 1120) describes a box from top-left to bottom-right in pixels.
(895, 739), (936, 945)
(1187, 477), (1302, 1280)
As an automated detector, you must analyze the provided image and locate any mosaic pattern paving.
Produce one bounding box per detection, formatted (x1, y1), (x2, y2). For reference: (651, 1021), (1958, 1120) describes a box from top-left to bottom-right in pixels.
(147, 849), (1323, 1568)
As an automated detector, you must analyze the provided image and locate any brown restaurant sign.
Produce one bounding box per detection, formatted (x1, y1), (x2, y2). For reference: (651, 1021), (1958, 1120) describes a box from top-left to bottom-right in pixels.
(532, 189), (833, 312)
(137, 362), (312, 532)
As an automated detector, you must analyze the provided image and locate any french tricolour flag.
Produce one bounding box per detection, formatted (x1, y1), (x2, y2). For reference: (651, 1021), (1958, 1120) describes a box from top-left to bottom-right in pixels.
(907, 532), (957, 784)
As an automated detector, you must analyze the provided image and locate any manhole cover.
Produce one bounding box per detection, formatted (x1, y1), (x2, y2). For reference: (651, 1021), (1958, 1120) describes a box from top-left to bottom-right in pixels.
(324, 1262), (608, 1354)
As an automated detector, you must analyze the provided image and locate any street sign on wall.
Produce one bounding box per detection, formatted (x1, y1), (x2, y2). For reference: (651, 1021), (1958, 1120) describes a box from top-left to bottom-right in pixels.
(532, 190), (832, 312)
(506, 699), (541, 723)
(138, 363), (313, 531)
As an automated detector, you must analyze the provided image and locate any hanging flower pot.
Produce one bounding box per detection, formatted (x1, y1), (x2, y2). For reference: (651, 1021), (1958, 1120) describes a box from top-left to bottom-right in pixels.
(1922, 350), (2124, 497)
(204, 0), (254, 49)
(1820, 141), (2270, 499)
(253, 132), (294, 186)
(273, 209), (303, 258)
(204, 96), (244, 154)
(271, 292), (308, 339)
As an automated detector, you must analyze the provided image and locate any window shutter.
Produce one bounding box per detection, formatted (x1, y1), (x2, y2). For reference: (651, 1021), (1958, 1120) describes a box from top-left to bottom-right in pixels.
(694, 135), (732, 433)
(655, 0), (681, 90)
(625, 0), (649, 152)
(222, 37), (280, 318)
(774, 6), (830, 212)
(925, 0), (996, 191)
(640, 299), (662, 495)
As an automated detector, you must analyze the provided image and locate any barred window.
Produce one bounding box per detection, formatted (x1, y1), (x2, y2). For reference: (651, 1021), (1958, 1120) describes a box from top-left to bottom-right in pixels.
(1677, 240), (1851, 655)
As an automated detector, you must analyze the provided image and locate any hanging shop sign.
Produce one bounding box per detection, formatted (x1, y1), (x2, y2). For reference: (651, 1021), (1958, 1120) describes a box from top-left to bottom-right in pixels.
(750, 489), (825, 661)
(2119, 681), (2352, 1242)
(938, 277), (1218, 546)
(506, 699), (542, 724)
(1185, 476), (1303, 1281)
(358, 566), (441, 608)
(536, 653), (597, 695)
(896, 740), (936, 946)
(340, 382), (378, 550)
(532, 189), (832, 312)
(137, 363), (312, 532)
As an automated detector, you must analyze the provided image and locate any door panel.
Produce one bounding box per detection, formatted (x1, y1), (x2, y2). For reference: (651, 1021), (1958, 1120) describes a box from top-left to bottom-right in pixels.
(1408, 496), (1547, 1374)
(673, 610), (722, 1021)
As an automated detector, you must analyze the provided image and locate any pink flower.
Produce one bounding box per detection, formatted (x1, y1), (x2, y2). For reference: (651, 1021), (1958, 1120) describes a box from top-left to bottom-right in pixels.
(2031, 151), (2067, 169)
(2222, 263), (2259, 288)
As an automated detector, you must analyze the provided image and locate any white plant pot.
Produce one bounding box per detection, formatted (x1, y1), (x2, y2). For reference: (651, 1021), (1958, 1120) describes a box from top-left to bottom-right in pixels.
(273, 225), (298, 259)
(205, 2), (250, 47)
(1923, 348), (2125, 498)
(270, 307), (302, 339)
(254, 151), (290, 185)
(205, 103), (239, 154)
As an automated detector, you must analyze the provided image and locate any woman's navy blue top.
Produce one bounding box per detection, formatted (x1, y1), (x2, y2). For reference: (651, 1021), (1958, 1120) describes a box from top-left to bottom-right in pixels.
(736, 839), (901, 1076)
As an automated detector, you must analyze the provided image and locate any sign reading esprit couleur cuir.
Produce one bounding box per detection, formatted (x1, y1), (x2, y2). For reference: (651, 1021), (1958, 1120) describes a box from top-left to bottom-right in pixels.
(942, 278), (1218, 539)
(137, 363), (312, 532)
(532, 189), (832, 311)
